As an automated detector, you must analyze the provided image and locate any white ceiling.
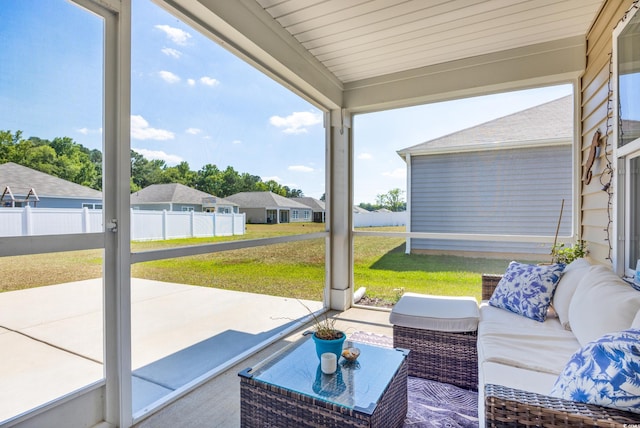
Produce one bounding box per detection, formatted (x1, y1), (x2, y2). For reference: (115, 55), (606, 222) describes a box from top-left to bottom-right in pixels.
(255, 0), (605, 84)
(164, 0), (605, 111)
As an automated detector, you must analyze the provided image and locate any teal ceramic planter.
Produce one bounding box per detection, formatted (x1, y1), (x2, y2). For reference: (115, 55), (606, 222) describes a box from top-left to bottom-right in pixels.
(311, 331), (346, 359)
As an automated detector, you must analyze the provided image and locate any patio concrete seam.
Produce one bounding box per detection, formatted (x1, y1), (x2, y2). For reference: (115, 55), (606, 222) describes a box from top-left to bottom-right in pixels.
(0, 324), (102, 365)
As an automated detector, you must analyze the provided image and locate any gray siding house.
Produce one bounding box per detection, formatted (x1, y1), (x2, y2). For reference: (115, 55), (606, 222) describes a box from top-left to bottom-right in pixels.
(397, 96), (573, 257)
(291, 197), (325, 222)
(226, 191), (312, 224)
(0, 162), (102, 208)
(131, 183), (238, 213)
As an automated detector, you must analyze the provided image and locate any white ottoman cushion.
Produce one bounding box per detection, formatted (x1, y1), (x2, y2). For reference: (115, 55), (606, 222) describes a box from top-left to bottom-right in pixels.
(389, 293), (479, 332)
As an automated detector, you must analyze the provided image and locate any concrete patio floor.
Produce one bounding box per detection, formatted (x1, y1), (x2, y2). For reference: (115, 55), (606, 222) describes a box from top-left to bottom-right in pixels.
(0, 278), (324, 424)
(132, 307), (395, 428)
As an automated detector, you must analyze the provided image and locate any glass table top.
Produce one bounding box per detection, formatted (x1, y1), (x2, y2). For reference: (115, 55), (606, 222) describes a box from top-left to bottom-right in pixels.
(241, 337), (407, 415)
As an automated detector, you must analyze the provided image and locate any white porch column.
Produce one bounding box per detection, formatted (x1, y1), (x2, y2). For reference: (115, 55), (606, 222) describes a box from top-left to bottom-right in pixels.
(326, 109), (353, 310)
(103, 1), (132, 426)
(405, 153), (412, 254)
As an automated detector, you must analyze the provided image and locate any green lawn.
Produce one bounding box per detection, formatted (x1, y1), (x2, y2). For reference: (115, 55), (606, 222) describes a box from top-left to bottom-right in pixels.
(352, 234), (535, 304)
(0, 223), (539, 303)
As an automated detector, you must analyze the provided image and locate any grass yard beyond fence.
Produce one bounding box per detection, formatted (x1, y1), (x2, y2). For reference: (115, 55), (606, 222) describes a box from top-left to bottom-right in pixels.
(0, 224), (539, 303)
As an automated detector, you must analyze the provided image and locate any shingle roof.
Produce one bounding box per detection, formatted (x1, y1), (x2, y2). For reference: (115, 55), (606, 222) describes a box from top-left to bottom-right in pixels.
(291, 197), (325, 211)
(398, 95), (573, 157)
(131, 183), (236, 206)
(0, 162), (101, 199)
(226, 191), (311, 209)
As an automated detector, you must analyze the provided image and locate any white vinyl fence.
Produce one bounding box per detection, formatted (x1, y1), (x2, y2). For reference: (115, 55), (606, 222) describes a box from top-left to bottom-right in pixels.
(0, 207), (245, 240)
(354, 211), (407, 227)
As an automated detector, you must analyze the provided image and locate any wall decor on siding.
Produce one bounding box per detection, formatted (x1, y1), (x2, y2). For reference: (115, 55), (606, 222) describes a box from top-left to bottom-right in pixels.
(583, 129), (602, 185)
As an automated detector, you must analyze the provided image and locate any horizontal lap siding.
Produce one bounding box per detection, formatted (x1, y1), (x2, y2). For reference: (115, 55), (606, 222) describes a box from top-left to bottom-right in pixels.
(410, 146), (572, 255)
(580, 0), (634, 265)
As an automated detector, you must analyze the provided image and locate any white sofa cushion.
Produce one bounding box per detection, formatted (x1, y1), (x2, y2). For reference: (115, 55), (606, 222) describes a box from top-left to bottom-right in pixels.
(552, 258), (591, 330)
(478, 361), (559, 428)
(480, 302), (565, 332)
(478, 304), (580, 375)
(634, 309), (640, 328)
(568, 265), (640, 346)
(482, 361), (558, 395)
(389, 293), (479, 332)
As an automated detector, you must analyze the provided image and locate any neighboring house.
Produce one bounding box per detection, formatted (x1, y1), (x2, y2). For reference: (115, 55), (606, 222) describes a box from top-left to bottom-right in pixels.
(131, 183), (238, 213)
(353, 206), (370, 214)
(397, 95), (573, 257)
(0, 162), (102, 208)
(621, 119), (640, 146)
(226, 191), (312, 223)
(291, 197), (325, 222)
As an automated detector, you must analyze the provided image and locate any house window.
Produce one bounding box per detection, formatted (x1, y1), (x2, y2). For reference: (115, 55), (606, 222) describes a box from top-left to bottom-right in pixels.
(181, 206), (194, 212)
(615, 5), (640, 275)
(303, 210), (310, 220)
(82, 203), (102, 209)
(292, 210), (299, 219)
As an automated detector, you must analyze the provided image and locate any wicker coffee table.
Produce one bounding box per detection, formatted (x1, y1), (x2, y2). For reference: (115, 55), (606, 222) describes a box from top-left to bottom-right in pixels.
(239, 337), (408, 427)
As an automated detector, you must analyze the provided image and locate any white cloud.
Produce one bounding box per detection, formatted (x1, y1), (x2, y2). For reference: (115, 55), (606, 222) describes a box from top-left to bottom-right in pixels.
(161, 47), (182, 58)
(269, 111), (322, 134)
(232, 140), (242, 145)
(262, 176), (282, 183)
(131, 115), (175, 140)
(155, 24), (192, 46)
(288, 165), (314, 172)
(186, 128), (201, 135)
(158, 70), (180, 83)
(76, 127), (102, 135)
(187, 78), (196, 86)
(134, 148), (183, 166)
(382, 168), (406, 179)
(199, 76), (220, 87)
(358, 153), (373, 160)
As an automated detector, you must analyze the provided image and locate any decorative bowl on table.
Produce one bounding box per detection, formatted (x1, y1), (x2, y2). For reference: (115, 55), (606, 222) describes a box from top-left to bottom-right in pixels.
(341, 347), (360, 362)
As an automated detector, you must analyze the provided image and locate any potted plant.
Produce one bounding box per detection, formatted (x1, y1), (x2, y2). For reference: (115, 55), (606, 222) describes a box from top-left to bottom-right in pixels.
(549, 201), (588, 265)
(551, 239), (587, 264)
(301, 302), (346, 359)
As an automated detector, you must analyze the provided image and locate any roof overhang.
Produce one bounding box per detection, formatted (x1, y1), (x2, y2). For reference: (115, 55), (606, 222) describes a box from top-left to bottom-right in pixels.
(344, 36), (585, 114)
(156, 0), (596, 114)
(397, 138), (572, 160)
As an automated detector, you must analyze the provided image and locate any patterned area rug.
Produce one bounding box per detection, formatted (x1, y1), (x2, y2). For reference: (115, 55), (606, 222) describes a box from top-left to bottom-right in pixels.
(349, 331), (478, 428)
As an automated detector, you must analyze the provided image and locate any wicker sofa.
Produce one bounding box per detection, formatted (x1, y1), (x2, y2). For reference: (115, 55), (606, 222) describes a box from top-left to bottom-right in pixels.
(480, 262), (640, 427)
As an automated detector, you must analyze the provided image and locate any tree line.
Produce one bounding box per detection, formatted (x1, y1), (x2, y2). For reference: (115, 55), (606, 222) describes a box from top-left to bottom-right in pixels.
(0, 130), (304, 198)
(358, 188), (406, 212)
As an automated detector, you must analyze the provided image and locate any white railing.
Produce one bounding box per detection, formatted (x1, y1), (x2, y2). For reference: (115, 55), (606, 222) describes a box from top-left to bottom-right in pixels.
(0, 207), (245, 240)
(353, 211), (407, 227)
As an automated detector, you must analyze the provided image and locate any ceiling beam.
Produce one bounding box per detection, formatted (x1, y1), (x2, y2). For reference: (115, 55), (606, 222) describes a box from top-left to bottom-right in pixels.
(344, 36), (586, 114)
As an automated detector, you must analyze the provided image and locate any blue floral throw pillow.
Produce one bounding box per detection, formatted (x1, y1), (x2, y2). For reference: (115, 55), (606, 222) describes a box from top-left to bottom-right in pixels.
(550, 329), (640, 414)
(488, 261), (564, 322)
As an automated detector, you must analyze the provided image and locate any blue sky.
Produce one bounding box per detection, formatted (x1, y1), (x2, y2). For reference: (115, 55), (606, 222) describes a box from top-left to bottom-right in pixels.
(1, 0), (573, 204)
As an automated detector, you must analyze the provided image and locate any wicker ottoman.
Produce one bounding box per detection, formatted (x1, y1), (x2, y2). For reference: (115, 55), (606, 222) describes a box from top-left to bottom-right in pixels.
(390, 293), (479, 391)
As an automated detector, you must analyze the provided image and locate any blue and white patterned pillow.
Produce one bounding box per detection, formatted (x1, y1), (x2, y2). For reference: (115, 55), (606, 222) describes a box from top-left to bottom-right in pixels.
(489, 261), (564, 322)
(550, 329), (640, 414)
